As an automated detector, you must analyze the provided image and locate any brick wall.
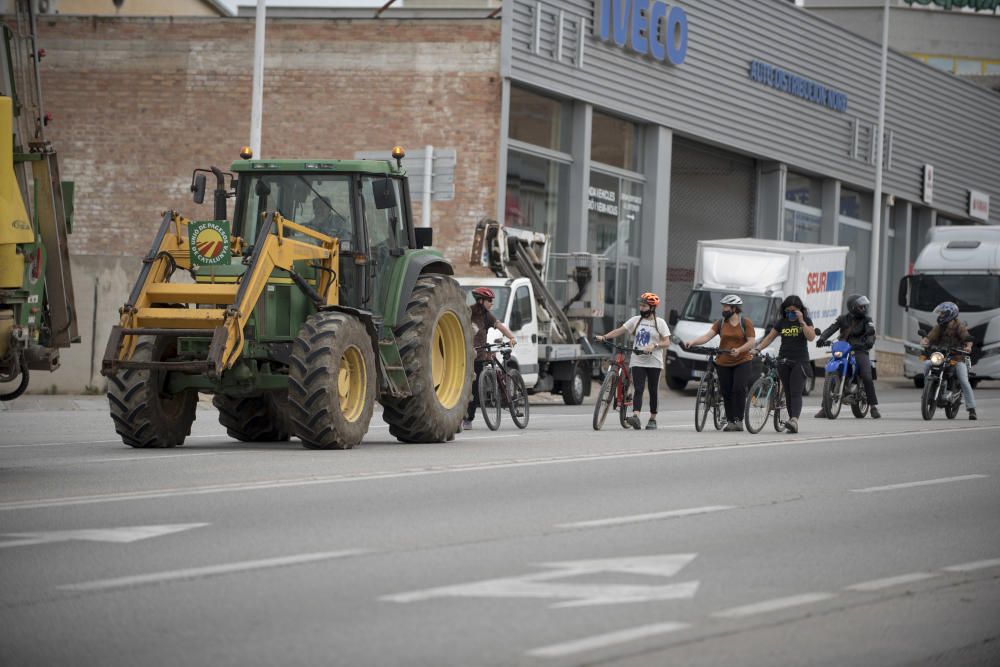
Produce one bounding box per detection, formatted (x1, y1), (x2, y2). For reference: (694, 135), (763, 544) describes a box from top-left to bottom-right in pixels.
(37, 16), (502, 265)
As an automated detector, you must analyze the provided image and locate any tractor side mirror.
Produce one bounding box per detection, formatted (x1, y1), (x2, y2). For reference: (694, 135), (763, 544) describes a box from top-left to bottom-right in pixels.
(255, 179), (271, 197)
(669, 309), (679, 327)
(191, 173), (207, 204)
(372, 177), (397, 210)
(414, 227), (433, 249)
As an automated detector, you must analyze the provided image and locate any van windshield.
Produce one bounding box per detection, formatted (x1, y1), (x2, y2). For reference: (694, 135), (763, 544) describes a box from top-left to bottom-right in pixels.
(682, 290), (771, 327)
(910, 275), (1000, 313)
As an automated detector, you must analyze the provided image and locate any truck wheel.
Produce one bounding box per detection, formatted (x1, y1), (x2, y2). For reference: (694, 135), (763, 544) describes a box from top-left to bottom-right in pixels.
(382, 275), (473, 443)
(561, 363), (587, 405)
(288, 311), (376, 449)
(213, 393), (290, 442)
(666, 376), (688, 391)
(107, 337), (197, 448)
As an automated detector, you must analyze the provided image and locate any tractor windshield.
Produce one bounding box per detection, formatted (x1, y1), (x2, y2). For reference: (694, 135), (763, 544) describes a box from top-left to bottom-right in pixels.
(240, 173), (355, 249)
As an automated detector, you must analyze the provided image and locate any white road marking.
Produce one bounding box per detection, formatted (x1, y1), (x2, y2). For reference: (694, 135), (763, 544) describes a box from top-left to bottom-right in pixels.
(845, 572), (938, 592)
(942, 558), (1000, 573)
(57, 549), (370, 592)
(712, 593), (836, 619)
(557, 505), (736, 529)
(3, 424), (997, 511)
(526, 622), (690, 658)
(383, 554), (699, 608)
(851, 474), (989, 493)
(0, 523), (208, 549)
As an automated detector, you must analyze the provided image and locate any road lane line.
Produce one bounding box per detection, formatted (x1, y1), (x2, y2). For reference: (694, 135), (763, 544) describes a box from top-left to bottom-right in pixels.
(4, 425), (998, 511)
(56, 549), (370, 592)
(845, 572), (938, 592)
(526, 622), (690, 658)
(943, 558), (1000, 573)
(557, 505), (736, 529)
(851, 474), (989, 493)
(711, 593), (836, 618)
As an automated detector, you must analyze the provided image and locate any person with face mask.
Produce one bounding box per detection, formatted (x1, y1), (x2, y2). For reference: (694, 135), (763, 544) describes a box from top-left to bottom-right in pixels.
(596, 292), (671, 430)
(921, 301), (977, 420)
(814, 294), (880, 419)
(682, 294), (756, 431)
(752, 295), (816, 433)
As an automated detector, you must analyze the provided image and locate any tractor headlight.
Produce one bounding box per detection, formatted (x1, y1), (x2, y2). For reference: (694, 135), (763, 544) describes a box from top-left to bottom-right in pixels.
(930, 351), (945, 366)
(833, 351), (843, 359)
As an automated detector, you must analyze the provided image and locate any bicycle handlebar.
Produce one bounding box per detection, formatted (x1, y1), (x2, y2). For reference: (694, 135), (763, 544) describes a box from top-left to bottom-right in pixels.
(684, 346), (734, 357)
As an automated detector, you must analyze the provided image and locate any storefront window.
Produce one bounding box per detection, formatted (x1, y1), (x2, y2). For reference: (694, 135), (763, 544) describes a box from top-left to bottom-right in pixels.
(839, 222), (871, 301)
(783, 207), (822, 243)
(839, 188), (872, 221)
(591, 111), (642, 172)
(505, 150), (569, 240)
(588, 170), (643, 333)
(785, 172), (822, 207)
(508, 86), (571, 152)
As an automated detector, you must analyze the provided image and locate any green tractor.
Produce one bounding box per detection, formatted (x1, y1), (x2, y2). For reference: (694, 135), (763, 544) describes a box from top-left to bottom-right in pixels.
(102, 147), (473, 449)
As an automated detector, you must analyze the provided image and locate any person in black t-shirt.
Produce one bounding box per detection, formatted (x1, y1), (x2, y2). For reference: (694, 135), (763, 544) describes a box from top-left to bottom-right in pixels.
(463, 287), (517, 431)
(752, 295), (816, 434)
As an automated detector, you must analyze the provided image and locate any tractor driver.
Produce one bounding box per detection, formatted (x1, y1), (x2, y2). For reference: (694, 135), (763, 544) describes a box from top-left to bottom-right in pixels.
(304, 196), (351, 242)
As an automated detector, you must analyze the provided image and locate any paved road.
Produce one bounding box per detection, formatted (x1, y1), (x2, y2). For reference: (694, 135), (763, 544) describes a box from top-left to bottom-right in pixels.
(2, 382), (999, 666)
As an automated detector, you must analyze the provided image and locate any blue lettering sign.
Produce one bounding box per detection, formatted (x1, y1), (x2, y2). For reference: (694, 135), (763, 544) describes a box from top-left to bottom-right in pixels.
(748, 60), (849, 113)
(595, 0), (688, 66)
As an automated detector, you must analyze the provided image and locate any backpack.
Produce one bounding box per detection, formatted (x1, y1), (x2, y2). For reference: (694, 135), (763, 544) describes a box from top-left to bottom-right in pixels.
(715, 317), (749, 342)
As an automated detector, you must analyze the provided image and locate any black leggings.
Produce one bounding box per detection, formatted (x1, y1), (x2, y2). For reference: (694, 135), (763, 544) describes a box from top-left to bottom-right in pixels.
(465, 359), (489, 421)
(778, 361), (809, 419)
(853, 351), (879, 406)
(716, 361), (754, 423)
(631, 366), (661, 414)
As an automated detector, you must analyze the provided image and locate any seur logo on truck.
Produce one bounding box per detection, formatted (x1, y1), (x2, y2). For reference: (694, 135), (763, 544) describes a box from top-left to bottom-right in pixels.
(806, 270), (844, 295)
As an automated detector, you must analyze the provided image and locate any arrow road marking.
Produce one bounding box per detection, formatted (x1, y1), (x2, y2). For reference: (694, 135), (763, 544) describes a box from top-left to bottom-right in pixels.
(383, 554), (699, 609)
(0, 523), (209, 549)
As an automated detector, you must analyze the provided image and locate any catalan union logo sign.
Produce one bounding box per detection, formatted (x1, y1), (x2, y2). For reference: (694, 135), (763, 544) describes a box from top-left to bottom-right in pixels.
(189, 220), (231, 267)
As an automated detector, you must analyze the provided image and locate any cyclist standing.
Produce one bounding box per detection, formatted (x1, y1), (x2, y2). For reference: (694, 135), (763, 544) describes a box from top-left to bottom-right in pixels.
(596, 292), (671, 430)
(814, 294), (880, 419)
(752, 295), (816, 433)
(463, 287), (517, 431)
(683, 294), (756, 431)
(921, 301), (977, 420)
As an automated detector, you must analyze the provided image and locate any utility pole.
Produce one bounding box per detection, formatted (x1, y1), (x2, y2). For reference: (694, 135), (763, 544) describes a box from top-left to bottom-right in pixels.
(869, 0), (889, 324)
(250, 0), (266, 157)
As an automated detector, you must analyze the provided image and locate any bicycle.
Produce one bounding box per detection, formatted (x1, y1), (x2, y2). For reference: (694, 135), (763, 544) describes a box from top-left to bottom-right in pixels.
(744, 353), (788, 434)
(685, 346), (732, 432)
(592, 343), (638, 431)
(476, 342), (529, 431)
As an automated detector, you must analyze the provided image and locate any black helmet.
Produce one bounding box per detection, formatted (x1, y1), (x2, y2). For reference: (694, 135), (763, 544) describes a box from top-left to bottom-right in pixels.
(850, 295), (871, 316)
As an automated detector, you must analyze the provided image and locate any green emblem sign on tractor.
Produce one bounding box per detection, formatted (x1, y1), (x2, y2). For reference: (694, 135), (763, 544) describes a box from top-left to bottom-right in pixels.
(189, 220), (231, 266)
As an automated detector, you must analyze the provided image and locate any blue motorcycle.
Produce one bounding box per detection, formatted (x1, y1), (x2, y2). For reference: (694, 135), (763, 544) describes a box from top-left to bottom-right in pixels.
(821, 341), (870, 419)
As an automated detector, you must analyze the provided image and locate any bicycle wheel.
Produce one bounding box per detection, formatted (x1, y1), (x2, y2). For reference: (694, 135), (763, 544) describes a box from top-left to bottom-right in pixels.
(593, 372), (617, 431)
(619, 378), (632, 429)
(744, 376), (773, 434)
(507, 370), (530, 429)
(478, 367), (502, 431)
(772, 381), (786, 432)
(711, 379), (725, 431)
(694, 374), (712, 432)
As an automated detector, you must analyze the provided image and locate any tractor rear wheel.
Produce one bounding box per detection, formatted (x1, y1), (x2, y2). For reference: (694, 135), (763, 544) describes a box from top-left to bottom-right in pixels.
(107, 336), (197, 448)
(288, 311), (376, 449)
(213, 393), (290, 442)
(382, 275), (473, 443)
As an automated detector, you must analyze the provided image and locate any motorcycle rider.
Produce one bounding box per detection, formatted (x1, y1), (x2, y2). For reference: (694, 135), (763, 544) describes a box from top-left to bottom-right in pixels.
(814, 294), (881, 419)
(682, 294), (756, 431)
(463, 287), (517, 430)
(596, 292), (671, 430)
(921, 301), (977, 420)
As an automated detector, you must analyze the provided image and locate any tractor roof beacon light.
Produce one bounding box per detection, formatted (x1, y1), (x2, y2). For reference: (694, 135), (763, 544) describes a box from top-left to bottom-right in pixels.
(240, 146), (254, 160)
(391, 145), (405, 169)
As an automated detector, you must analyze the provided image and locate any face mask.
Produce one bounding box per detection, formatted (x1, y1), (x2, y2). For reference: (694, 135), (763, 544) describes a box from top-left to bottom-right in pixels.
(721, 308), (732, 318)
(786, 310), (797, 320)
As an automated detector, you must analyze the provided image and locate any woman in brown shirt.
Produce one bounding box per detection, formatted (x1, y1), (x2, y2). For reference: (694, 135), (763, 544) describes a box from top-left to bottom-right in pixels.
(682, 294), (756, 431)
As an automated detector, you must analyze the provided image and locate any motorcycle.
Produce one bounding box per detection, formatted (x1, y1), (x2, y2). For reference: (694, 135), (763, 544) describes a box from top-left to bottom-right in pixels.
(920, 345), (967, 421)
(821, 340), (869, 419)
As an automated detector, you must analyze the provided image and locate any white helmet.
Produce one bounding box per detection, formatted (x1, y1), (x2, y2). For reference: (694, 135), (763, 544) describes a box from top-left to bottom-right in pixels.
(720, 294), (743, 306)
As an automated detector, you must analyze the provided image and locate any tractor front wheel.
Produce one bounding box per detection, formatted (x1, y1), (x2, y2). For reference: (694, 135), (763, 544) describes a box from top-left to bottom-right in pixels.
(381, 275), (473, 443)
(288, 312), (376, 449)
(213, 393), (290, 442)
(107, 336), (197, 448)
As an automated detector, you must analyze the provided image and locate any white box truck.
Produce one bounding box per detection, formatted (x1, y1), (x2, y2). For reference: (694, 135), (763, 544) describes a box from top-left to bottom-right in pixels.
(666, 238), (849, 391)
(898, 226), (1000, 387)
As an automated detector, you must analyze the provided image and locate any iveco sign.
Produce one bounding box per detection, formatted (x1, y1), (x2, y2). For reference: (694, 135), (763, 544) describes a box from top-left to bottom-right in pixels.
(596, 0), (689, 66)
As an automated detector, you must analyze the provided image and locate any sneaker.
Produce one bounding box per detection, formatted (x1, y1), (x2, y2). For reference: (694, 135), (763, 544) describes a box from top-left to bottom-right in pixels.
(733, 420), (745, 432)
(814, 407), (827, 418)
(785, 417), (799, 434)
(969, 409), (978, 421)
(645, 418), (658, 430)
(870, 406), (881, 419)
(723, 421), (738, 432)
(626, 414), (642, 430)
(461, 419), (473, 431)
